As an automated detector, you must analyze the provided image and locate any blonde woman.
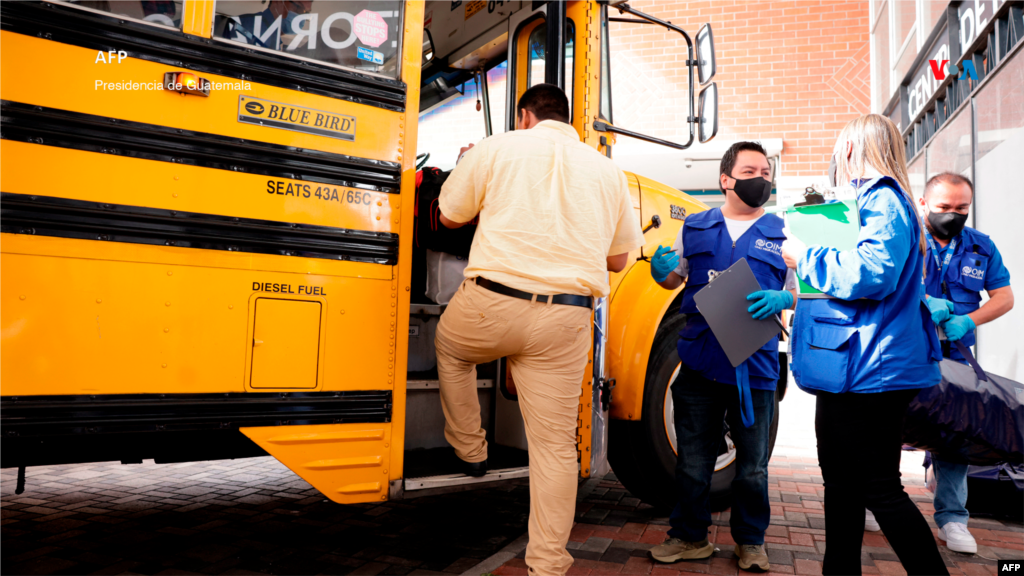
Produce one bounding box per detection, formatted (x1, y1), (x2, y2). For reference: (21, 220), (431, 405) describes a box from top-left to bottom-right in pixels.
(781, 115), (948, 576)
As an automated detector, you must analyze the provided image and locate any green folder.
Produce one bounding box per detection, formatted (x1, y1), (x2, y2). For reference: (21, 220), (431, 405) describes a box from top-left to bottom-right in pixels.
(785, 199), (860, 298)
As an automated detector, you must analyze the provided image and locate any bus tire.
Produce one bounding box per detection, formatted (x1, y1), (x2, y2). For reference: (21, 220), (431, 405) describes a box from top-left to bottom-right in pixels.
(608, 314), (781, 512)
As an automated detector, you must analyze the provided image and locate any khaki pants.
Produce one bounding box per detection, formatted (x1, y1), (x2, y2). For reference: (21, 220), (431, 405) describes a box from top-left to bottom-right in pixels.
(435, 279), (592, 576)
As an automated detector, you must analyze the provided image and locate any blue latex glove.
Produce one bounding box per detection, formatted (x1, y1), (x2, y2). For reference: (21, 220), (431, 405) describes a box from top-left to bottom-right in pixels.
(926, 296), (955, 324)
(942, 314), (976, 342)
(650, 245), (680, 283)
(746, 290), (794, 320)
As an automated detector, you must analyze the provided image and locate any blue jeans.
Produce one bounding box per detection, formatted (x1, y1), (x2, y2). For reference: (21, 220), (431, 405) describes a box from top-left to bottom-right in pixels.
(932, 454), (970, 528)
(668, 368), (774, 545)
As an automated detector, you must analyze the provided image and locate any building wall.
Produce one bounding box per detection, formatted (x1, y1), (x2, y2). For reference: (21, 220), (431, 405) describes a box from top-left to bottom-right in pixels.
(870, 0), (989, 121)
(868, 0), (1024, 378)
(417, 0), (872, 190)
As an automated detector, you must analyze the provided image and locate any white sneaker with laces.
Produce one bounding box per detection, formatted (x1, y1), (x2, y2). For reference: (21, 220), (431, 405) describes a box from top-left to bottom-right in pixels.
(938, 522), (978, 554)
(864, 510), (881, 532)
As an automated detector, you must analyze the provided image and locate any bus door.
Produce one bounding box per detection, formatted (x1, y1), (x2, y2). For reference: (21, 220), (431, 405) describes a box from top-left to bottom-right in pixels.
(503, 1), (609, 478)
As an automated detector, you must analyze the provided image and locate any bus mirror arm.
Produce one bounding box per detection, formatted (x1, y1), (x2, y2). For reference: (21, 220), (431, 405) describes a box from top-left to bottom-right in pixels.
(602, 3), (697, 150)
(593, 121), (694, 150)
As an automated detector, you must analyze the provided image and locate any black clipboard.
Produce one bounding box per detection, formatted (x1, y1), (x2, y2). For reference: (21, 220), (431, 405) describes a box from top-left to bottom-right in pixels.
(692, 258), (782, 367)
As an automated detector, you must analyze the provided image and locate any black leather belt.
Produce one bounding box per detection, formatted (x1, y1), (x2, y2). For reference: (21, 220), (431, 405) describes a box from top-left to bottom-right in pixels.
(475, 277), (593, 309)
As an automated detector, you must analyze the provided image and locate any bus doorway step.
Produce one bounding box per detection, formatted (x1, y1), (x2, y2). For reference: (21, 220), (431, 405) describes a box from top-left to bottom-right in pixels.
(404, 466), (530, 494)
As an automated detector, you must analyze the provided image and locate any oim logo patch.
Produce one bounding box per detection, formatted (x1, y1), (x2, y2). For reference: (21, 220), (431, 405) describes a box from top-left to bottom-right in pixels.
(755, 238), (782, 255)
(961, 266), (984, 280)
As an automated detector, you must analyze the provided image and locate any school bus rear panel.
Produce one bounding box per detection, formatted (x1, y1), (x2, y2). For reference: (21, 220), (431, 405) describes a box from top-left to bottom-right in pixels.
(0, 1), (426, 504)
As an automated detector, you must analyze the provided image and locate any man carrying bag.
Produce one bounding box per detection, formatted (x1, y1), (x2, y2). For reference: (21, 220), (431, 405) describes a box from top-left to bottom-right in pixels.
(900, 173), (1017, 554)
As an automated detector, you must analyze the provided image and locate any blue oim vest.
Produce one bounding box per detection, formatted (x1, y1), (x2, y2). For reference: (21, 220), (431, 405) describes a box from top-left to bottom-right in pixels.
(924, 226), (996, 361)
(677, 208), (788, 391)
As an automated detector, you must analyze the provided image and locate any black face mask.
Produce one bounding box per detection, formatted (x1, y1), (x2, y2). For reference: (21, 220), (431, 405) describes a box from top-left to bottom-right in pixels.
(926, 210), (968, 240)
(828, 154), (838, 187)
(728, 176), (772, 208)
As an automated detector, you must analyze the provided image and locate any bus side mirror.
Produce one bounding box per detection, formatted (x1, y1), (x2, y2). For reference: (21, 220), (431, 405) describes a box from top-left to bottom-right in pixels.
(698, 82), (718, 143)
(422, 29), (435, 67)
(695, 24), (716, 85)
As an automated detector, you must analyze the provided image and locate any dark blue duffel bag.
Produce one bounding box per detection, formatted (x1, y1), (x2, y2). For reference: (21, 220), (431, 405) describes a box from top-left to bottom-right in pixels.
(903, 348), (1024, 466)
(966, 463), (1024, 520)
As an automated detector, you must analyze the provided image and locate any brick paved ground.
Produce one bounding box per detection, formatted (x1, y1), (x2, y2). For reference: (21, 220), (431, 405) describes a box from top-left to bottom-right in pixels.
(2, 387), (1021, 576)
(491, 388), (1024, 576)
(489, 462), (1023, 576)
(0, 458), (532, 575)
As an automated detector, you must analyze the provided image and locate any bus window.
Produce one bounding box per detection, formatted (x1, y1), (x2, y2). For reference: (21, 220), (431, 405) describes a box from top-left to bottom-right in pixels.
(213, 0), (404, 79)
(527, 25), (546, 89)
(61, 0), (184, 29)
(524, 20), (575, 119)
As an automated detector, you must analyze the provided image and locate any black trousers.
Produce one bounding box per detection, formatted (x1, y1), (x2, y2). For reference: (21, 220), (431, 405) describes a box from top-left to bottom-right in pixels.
(815, 389), (948, 576)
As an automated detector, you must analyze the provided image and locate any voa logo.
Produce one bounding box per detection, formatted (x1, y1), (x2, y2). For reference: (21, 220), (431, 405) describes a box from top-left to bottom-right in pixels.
(755, 238), (782, 256)
(962, 265), (984, 280)
(928, 59), (979, 81)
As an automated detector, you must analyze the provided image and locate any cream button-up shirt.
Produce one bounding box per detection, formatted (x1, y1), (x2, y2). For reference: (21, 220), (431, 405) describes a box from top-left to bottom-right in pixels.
(438, 120), (644, 297)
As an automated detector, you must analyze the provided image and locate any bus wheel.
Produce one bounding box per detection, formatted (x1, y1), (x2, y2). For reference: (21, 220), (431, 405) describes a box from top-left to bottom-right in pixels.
(608, 314), (782, 512)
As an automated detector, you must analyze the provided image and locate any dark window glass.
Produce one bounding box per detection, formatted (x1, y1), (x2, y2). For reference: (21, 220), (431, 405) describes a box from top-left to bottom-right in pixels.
(65, 0), (183, 29)
(214, 0), (404, 78)
(600, 6), (613, 123)
(524, 19), (576, 119)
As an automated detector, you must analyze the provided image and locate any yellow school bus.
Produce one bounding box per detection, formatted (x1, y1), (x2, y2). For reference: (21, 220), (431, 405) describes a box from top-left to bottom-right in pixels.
(1, 0), (777, 508)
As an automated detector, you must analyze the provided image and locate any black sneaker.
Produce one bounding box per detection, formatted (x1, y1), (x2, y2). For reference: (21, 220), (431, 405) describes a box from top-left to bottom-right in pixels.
(464, 459), (488, 477)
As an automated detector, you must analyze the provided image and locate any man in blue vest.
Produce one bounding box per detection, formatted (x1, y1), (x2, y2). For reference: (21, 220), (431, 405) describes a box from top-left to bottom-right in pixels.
(648, 142), (795, 572)
(910, 172), (1013, 554)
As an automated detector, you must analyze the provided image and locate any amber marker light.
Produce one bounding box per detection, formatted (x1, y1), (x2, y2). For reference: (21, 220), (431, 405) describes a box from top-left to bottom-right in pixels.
(163, 71), (210, 96)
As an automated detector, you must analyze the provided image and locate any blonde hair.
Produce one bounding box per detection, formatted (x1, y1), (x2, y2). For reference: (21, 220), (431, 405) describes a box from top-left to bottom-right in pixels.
(833, 114), (927, 257)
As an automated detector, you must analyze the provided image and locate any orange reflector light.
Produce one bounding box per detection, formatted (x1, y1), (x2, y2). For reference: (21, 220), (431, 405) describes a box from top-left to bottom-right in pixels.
(163, 71), (210, 97)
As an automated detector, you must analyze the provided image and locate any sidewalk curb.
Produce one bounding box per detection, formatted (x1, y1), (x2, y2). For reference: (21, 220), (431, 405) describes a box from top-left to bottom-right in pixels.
(461, 476), (605, 576)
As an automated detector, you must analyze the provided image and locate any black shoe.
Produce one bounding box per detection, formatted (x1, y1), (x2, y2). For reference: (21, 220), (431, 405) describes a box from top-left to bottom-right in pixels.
(464, 459), (488, 477)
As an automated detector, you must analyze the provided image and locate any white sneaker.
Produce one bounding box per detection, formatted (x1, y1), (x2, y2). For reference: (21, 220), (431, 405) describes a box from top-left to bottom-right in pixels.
(864, 510), (881, 532)
(938, 522), (978, 554)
